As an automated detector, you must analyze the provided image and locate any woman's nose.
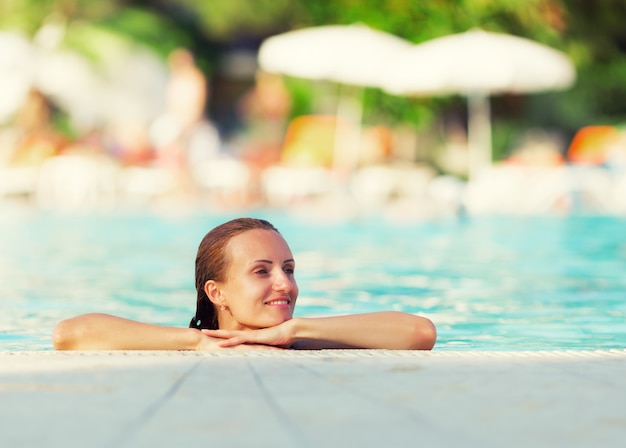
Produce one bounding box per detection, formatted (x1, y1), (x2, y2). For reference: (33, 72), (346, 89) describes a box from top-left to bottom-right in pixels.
(273, 270), (294, 291)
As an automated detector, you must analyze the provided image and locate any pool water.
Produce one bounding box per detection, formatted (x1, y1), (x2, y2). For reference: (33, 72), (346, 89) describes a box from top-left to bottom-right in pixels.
(1, 208), (624, 351)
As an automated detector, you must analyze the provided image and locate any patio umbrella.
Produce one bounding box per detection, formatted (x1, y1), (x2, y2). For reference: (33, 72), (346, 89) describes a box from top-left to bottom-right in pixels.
(258, 23), (412, 87)
(383, 29), (576, 179)
(0, 31), (34, 123)
(0, 29), (167, 132)
(258, 24), (412, 175)
(34, 45), (167, 130)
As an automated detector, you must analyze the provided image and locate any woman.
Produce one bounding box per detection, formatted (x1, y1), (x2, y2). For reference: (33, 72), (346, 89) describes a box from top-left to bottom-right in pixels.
(52, 218), (436, 350)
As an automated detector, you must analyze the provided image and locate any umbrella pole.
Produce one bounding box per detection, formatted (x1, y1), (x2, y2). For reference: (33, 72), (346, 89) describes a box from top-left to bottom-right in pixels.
(467, 92), (492, 180)
(332, 85), (363, 182)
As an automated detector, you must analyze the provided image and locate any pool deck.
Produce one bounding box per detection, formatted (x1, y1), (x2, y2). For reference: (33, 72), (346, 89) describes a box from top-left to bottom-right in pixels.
(1, 349), (625, 448)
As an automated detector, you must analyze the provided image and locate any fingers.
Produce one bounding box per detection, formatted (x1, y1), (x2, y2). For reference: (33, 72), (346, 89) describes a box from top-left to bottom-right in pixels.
(200, 329), (288, 349)
(201, 329), (257, 347)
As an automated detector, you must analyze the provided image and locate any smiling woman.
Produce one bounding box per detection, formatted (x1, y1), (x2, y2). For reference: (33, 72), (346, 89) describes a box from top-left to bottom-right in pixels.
(51, 217), (437, 351)
(192, 218), (299, 333)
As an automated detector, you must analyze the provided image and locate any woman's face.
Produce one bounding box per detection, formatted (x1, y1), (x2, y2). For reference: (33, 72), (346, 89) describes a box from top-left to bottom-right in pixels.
(215, 229), (298, 330)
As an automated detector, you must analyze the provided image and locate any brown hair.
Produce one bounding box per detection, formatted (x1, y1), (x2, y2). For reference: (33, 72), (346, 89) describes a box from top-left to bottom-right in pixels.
(189, 218), (279, 329)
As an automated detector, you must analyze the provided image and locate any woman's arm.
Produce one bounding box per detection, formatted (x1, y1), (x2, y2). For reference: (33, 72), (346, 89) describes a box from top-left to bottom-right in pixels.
(204, 312), (437, 350)
(52, 313), (211, 350)
(291, 312), (436, 350)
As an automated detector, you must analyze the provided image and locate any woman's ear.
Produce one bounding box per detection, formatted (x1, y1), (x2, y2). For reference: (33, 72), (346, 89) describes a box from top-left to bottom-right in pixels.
(204, 280), (222, 306)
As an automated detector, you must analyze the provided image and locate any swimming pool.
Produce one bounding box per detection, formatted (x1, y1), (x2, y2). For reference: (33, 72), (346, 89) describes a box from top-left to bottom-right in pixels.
(1, 207), (624, 351)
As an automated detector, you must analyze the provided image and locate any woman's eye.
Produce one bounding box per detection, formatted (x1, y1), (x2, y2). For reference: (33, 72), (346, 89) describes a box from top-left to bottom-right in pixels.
(254, 269), (268, 274)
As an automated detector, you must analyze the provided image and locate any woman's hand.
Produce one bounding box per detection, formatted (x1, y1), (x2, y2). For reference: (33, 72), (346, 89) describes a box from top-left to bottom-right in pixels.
(196, 331), (285, 350)
(201, 320), (295, 349)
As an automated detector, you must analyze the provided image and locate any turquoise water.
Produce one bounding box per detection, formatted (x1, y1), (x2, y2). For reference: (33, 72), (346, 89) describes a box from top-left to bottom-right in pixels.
(1, 208), (625, 351)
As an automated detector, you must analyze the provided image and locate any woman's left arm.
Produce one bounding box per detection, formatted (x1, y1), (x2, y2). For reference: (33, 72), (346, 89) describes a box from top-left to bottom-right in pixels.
(204, 312), (436, 350)
(289, 312), (436, 350)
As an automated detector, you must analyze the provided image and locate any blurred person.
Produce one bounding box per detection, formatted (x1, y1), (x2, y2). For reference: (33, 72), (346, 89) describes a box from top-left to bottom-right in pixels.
(164, 48), (207, 133)
(234, 71), (291, 201)
(237, 71), (291, 165)
(8, 88), (67, 166)
(150, 48), (219, 198)
(52, 217), (436, 351)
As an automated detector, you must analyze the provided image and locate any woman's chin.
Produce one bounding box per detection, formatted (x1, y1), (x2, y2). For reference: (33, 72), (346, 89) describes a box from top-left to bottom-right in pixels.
(259, 312), (293, 328)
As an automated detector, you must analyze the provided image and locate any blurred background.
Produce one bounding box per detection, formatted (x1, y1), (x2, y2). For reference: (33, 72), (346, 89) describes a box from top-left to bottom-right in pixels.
(2, 1), (626, 352)
(1, 0), (626, 218)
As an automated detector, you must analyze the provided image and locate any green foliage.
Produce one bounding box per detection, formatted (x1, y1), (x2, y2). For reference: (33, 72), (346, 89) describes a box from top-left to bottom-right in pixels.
(283, 77), (315, 119)
(363, 88), (437, 129)
(173, 0), (297, 40)
(4, 0), (626, 164)
(97, 7), (188, 58)
(0, 0), (122, 34)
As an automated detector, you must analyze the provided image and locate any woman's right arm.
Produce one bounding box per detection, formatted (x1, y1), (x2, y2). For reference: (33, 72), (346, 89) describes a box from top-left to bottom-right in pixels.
(52, 313), (209, 350)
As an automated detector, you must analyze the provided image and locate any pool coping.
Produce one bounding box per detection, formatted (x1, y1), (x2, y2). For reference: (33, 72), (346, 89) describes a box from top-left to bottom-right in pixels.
(2, 349), (625, 447)
(3, 347), (626, 363)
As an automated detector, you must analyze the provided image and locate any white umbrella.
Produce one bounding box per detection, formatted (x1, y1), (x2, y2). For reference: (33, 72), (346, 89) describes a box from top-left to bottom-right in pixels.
(258, 24), (412, 175)
(0, 31), (34, 123)
(258, 23), (412, 87)
(0, 28), (167, 132)
(383, 29), (576, 178)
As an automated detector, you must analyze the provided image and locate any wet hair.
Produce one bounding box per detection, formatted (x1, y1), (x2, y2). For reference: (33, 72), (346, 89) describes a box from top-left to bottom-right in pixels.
(189, 218), (279, 330)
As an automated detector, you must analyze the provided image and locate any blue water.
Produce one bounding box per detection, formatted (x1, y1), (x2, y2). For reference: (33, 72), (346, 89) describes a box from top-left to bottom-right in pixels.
(1, 208), (625, 351)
